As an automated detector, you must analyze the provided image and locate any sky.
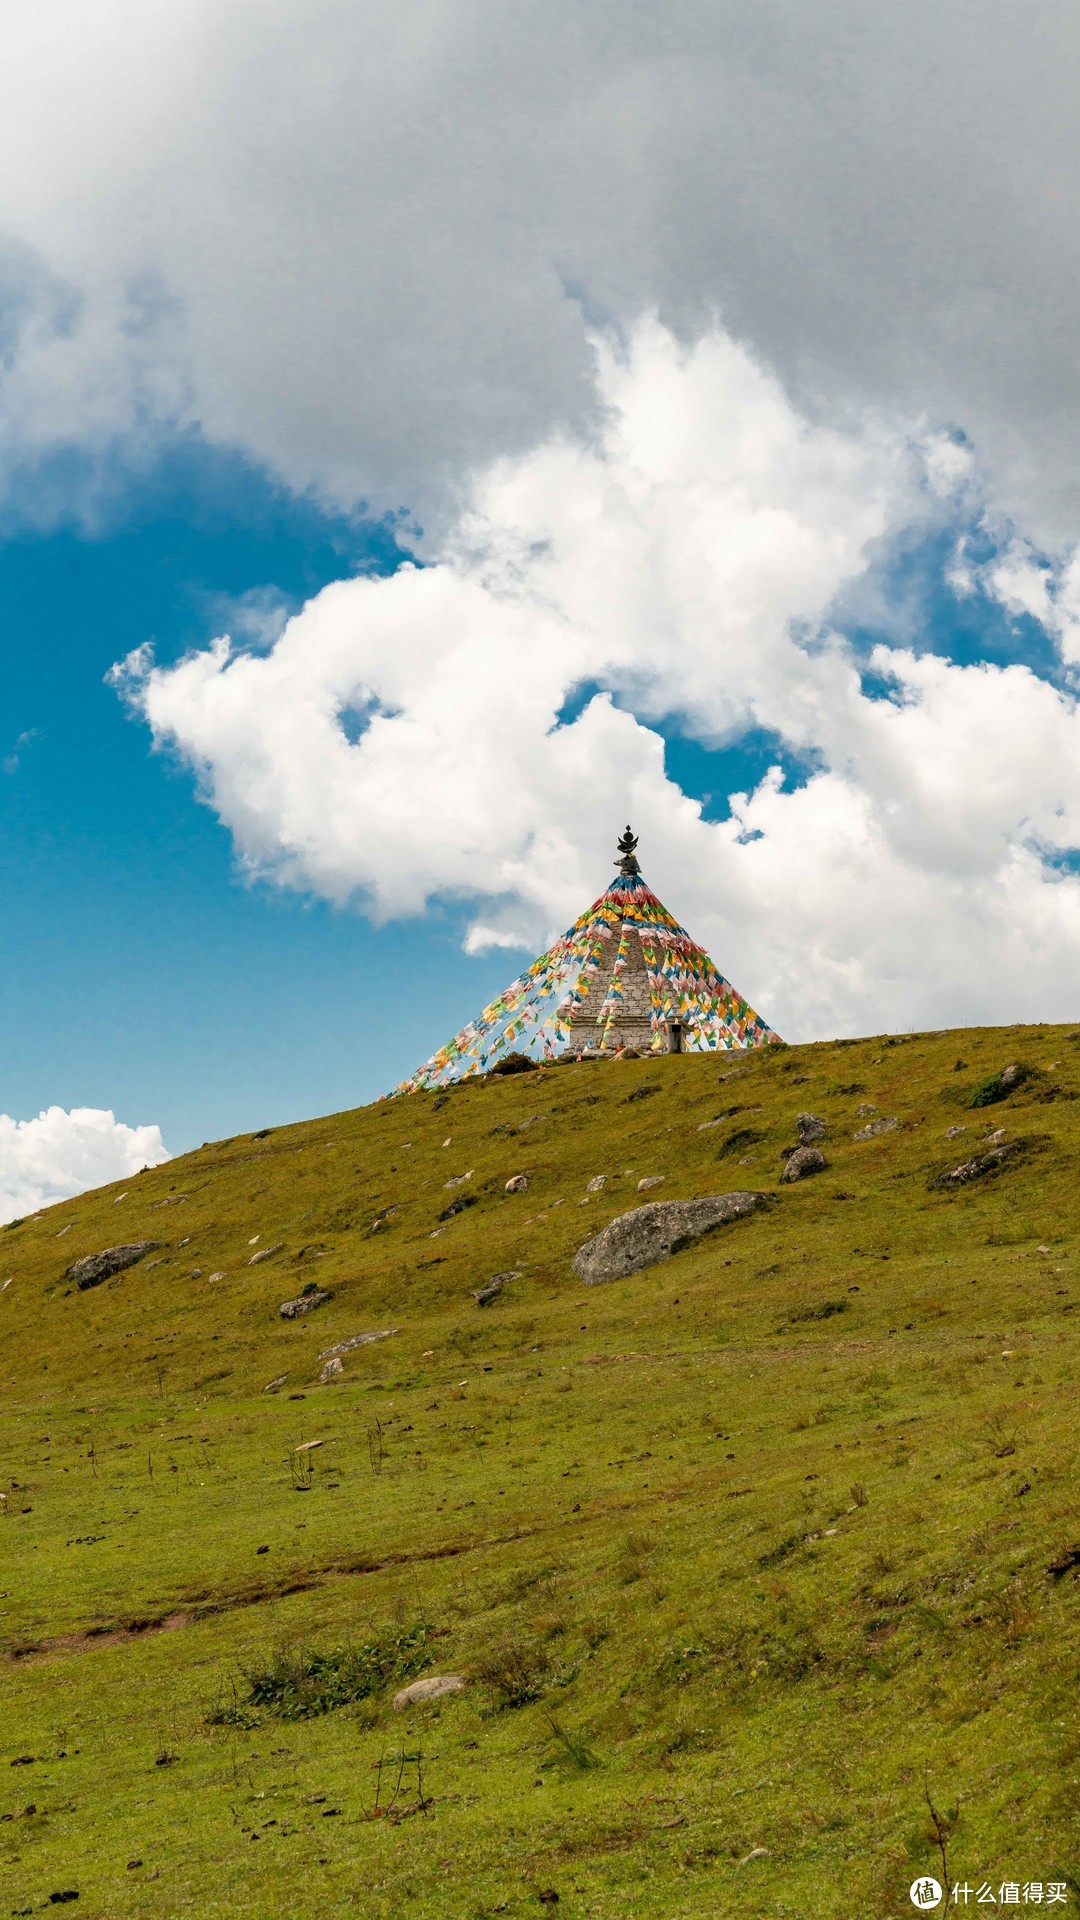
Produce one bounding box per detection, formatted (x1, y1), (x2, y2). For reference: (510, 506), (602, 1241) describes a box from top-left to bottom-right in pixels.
(5, 0), (1080, 1219)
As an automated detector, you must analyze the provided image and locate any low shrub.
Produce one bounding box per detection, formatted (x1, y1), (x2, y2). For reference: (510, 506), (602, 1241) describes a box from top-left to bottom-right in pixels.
(209, 1619), (432, 1725)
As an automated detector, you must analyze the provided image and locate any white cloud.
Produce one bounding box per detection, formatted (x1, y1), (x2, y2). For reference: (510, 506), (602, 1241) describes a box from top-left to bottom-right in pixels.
(3, 2), (1080, 537)
(0, 1106), (170, 1226)
(113, 316), (1080, 1041)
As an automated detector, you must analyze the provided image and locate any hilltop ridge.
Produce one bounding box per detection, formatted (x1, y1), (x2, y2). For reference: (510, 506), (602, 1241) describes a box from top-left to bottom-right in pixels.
(3, 1023), (1080, 1917)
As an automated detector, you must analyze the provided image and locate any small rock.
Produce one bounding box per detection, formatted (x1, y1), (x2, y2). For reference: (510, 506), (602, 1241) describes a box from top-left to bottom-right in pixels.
(473, 1270), (521, 1307)
(190, 1267), (203, 1279)
(780, 1146), (827, 1183)
(945, 1124), (968, 1138)
(637, 1175), (665, 1191)
(444, 1169), (474, 1190)
(156, 1193), (188, 1207)
(279, 1289), (332, 1319)
(264, 1375), (289, 1392)
(855, 1102), (878, 1117)
(796, 1112), (826, 1144)
(208, 1271), (226, 1283)
(737, 1847), (770, 1867)
(249, 1243), (284, 1265)
(392, 1674), (466, 1711)
(852, 1116), (899, 1141)
(319, 1356), (344, 1382)
(696, 1117), (725, 1131)
(318, 1329), (397, 1359)
(66, 1243), (165, 1291)
(1001, 1063), (1025, 1088)
(585, 1174), (607, 1191)
(505, 1174), (529, 1193)
(573, 1192), (768, 1284)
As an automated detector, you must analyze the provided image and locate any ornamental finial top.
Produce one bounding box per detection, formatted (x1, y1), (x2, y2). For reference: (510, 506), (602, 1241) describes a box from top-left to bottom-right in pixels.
(615, 825), (640, 876)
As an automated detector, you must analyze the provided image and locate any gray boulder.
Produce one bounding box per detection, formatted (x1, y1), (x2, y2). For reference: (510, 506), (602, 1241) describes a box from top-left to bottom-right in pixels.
(572, 1192), (767, 1285)
(796, 1112), (826, 1144)
(853, 1116), (899, 1142)
(67, 1242), (165, 1291)
(279, 1288), (332, 1319)
(393, 1674), (466, 1711)
(780, 1146), (826, 1183)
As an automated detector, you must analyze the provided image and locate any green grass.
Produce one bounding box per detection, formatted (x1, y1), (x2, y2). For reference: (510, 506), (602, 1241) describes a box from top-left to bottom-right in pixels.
(2, 1025), (1080, 1916)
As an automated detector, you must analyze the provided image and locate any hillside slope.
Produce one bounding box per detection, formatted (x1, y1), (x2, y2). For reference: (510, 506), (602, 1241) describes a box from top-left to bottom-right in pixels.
(3, 1025), (1080, 1918)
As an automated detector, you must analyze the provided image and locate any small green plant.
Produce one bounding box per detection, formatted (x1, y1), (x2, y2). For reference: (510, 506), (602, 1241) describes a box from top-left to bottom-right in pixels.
(212, 1620), (433, 1723)
(967, 1064), (1030, 1107)
(473, 1633), (551, 1709)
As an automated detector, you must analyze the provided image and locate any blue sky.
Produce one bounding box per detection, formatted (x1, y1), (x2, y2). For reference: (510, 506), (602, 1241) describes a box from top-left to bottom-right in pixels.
(0, 447), (519, 1152)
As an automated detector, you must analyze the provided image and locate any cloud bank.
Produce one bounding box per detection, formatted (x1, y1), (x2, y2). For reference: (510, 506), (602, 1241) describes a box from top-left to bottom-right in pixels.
(114, 320), (1080, 1042)
(0, 1107), (170, 1227)
(3, 1), (1080, 537)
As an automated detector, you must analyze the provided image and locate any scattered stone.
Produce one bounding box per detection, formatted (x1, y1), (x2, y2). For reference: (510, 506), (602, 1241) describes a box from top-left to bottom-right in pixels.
(392, 1674), (466, 1711)
(853, 1116), (899, 1141)
(279, 1289), (332, 1319)
(780, 1146), (827, 1183)
(931, 1141), (1024, 1190)
(318, 1329), (397, 1359)
(177, 1236), (191, 1248)
(855, 1102), (878, 1117)
(208, 1271), (226, 1283)
(156, 1194), (188, 1207)
(439, 1194), (478, 1220)
(319, 1356), (344, 1382)
(572, 1192), (768, 1285)
(55, 1224), (72, 1237)
(248, 1235), (260, 1245)
(696, 1117), (726, 1131)
(190, 1267), (203, 1279)
(66, 1243), (165, 1292)
(985, 1127), (1007, 1145)
(945, 1125), (968, 1138)
(249, 1244), (284, 1265)
(505, 1174), (529, 1193)
(737, 1848), (770, 1867)
(637, 1175), (665, 1191)
(473, 1270), (521, 1306)
(444, 1169), (474, 1189)
(585, 1174), (607, 1191)
(796, 1112), (826, 1144)
(264, 1375), (289, 1392)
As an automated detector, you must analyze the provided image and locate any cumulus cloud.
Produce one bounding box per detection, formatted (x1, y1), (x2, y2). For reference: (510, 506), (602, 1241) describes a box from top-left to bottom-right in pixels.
(3, 2), (1080, 536)
(0, 1107), (170, 1226)
(113, 318), (1080, 1041)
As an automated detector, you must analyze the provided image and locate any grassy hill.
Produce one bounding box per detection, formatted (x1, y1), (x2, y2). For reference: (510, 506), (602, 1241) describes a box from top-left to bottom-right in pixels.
(3, 1024), (1080, 1918)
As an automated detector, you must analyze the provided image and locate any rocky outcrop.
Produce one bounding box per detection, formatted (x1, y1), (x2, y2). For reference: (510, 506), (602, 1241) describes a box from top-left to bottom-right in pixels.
(473, 1270), (520, 1306)
(318, 1329), (397, 1358)
(279, 1288), (332, 1319)
(572, 1192), (767, 1285)
(780, 1146), (826, 1183)
(67, 1243), (165, 1291)
(931, 1141), (1024, 1189)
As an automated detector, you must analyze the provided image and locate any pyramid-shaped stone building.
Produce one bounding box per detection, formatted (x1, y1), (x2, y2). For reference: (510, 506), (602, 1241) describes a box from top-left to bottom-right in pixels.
(394, 829), (779, 1093)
